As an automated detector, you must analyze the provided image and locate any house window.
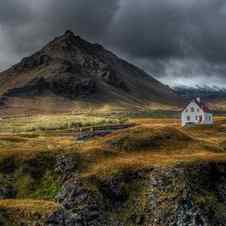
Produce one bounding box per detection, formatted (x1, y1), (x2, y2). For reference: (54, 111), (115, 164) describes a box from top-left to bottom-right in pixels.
(195, 116), (198, 120)
(197, 108), (200, 112)
(209, 116), (212, 121)
(191, 107), (194, 112)
(187, 116), (190, 121)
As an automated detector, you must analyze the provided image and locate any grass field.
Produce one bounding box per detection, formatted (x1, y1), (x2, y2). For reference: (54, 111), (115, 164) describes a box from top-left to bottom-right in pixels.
(0, 114), (125, 133)
(0, 114), (226, 172)
(0, 113), (226, 223)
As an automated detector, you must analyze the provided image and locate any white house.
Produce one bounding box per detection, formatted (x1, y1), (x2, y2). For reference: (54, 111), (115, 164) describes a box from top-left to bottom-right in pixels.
(181, 98), (213, 127)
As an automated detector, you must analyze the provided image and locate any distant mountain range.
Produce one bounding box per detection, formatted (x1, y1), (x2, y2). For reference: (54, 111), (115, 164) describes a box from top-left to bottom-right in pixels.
(174, 85), (226, 100)
(0, 30), (182, 115)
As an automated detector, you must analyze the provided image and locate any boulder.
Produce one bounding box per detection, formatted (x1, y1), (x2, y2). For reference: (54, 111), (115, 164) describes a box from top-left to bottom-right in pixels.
(55, 154), (77, 181)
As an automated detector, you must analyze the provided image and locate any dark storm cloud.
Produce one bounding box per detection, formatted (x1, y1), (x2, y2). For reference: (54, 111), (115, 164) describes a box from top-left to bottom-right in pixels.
(110, 0), (226, 62)
(0, 0), (31, 25)
(1, 0), (226, 86)
(0, 0), (119, 58)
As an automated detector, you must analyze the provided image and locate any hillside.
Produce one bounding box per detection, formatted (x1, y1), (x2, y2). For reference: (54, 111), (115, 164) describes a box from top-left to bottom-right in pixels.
(0, 31), (182, 115)
(1, 115), (226, 225)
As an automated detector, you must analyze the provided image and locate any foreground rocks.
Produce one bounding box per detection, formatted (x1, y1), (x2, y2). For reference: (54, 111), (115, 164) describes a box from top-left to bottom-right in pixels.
(48, 154), (106, 226)
(1, 151), (226, 225)
(48, 176), (106, 226)
(46, 161), (226, 226)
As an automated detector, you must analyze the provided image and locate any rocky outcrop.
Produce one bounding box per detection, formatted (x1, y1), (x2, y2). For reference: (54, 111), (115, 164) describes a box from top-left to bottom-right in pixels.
(146, 167), (209, 226)
(47, 175), (106, 226)
(143, 163), (226, 226)
(50, 74), (96, 98)
(16, 54), (50, 70)
(100, 69), (129, 91)
(46, 161), (226, 226)
(48, 154), (106, 226)
(55, 155), (76, 177)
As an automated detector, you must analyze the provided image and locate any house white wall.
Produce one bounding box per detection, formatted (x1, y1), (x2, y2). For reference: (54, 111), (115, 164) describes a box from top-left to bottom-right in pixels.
(203, 112), (213, 125)
(181, 100), (213, 127)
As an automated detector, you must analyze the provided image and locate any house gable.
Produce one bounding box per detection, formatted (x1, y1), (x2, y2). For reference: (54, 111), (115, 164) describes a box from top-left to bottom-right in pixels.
(182, 101), (203, 114)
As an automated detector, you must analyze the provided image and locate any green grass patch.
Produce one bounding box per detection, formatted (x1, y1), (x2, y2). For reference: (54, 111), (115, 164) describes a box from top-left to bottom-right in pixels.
(0, 115), (122, 133)
(30, 171), (60, 200)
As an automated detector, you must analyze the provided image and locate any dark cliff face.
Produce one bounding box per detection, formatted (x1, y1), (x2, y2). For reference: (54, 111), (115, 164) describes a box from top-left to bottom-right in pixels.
(46, 162), (226, 226)
(1, 154), (226, 226)
(0, 30), (182, 112)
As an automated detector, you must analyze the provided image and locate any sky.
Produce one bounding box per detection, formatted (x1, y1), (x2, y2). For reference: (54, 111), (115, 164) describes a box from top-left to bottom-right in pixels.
(1, 0), (226, 87)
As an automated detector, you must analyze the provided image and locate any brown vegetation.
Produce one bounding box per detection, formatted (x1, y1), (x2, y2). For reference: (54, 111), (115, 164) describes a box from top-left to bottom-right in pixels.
(0, 114), (226, 223)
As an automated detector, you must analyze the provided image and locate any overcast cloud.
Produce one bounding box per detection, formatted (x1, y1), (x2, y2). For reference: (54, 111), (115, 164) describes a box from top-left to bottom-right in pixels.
(0, 0), (226, 87)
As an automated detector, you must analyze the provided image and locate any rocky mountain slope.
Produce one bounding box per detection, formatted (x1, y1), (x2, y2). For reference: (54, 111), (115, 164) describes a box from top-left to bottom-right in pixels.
(0, 31), (182, 114)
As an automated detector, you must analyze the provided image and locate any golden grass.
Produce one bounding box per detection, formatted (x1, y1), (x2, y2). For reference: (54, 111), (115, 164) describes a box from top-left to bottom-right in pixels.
(0, 199), (58, 224)
(130, 116), (226, 145)
(0, 199), (58, 213)
(0, 114), (226, 179)
(83, 151), (226, 178)
(78, 122), (226, 178)
(182, 119), (226, 144)
(0, 114), (226, 224)
(0, 134), (76, 159)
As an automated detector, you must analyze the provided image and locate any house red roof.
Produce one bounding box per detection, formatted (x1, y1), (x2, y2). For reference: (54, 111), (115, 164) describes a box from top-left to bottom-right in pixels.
(193, 99), (211, 113)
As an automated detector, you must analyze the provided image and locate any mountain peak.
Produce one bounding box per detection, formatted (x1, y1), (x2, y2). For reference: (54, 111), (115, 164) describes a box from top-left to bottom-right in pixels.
(64, 29), (75, 36)
(62, 30), (80, 41)
(45, 31), (105, 57)
(45, 30), (82, 51)
(0, 31), (182, 114)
